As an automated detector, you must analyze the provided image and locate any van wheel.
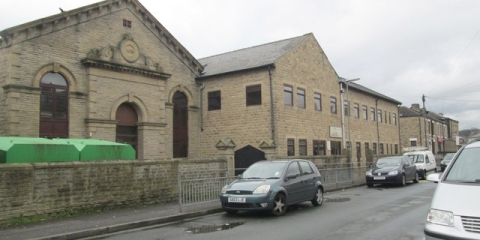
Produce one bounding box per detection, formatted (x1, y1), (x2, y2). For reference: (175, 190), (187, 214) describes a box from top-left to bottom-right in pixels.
(422, 170), (427, 180)
(413, 172), (419, 183)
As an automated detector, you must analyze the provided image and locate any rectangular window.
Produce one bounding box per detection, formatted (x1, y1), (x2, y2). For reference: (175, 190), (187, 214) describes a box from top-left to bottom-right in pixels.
(314, 92), (322, 111)
(393, 113), (397, 125)
(299, 139), (307, 156)
(388, 112), (391, 124)
(246, 84), (261, 106)
(356, 142), (361, 159)
(365, 142), (369, 155)
(344, 100), (350, 116)
(354, 103), (359, 118)
(371, 107), (375, 121)
(123, 19), (132, 28)
(331, 141), (342, 155)
(410, 140), (417, 147)
(377, 109), (383, 123)
(297, 88), (305, 108)
(287, 138), (295, 156)
(330, 97), (337, 114)
(385, 111), (388, 124)
(284, 84), (293, 106)
(373, 143), (377, 155)
(207, 91), (221, 111)
(379, 143), (384, 155)
(362, 105), (368, 120)
(395, 144), (398, 154)
(313, 140), (326, 155)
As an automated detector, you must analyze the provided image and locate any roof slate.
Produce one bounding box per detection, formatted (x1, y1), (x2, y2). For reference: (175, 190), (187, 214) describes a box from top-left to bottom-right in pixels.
(198, 34), (311, 77)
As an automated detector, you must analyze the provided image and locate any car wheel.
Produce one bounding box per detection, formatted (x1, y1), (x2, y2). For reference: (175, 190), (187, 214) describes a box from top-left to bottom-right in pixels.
(225, 209), (238, 215)
(413, 172), (419, 183)
(271, 194), (287, 216)
(423, 170), (427, 180)
(367, 183), (373, 188)
(400, 174), (406, 186)
(311, 188), (323, 206)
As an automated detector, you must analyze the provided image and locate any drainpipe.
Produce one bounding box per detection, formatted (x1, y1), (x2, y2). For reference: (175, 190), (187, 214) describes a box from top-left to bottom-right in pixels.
(195, 79), (205, 131)
(376, 98), (380, 151)
(268, 66), (276, 142)
(397, 105), (401, 154)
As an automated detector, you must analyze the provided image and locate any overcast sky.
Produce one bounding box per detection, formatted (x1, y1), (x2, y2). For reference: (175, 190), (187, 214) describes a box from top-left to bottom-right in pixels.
(1, 0), (479, 131)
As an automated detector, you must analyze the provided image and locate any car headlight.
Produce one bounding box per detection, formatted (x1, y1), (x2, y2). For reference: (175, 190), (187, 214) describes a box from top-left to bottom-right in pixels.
(366, 170), (373, 176)
(388, 170), (398, 175)
(253, 185), (270, 194)
(220, 185), (228, 194)
(427, 209), (454, 226)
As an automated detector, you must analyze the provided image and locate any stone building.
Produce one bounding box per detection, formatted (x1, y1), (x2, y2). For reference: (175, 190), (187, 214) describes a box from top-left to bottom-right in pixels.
(399, 103), (459, 154)
(0, 0), (402, 165)
(197, 34), (402, 166)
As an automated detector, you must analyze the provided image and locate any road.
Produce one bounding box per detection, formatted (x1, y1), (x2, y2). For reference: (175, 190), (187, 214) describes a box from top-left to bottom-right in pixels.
(84, 181), (437, 240)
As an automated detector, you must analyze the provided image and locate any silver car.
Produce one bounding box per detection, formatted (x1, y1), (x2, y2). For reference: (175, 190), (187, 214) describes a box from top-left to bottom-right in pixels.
(424, 140), (480, 239)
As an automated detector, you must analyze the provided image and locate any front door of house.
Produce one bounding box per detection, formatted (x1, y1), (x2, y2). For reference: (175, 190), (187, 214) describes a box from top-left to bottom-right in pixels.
(116, 103), (138, 158)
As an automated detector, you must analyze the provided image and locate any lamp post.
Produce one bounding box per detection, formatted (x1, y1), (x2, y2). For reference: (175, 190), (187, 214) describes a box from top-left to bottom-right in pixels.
(339, 77), (360, 156)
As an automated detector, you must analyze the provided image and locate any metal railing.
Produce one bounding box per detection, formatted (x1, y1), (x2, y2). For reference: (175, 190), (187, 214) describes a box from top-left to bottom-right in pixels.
(177, 165), (368, 212)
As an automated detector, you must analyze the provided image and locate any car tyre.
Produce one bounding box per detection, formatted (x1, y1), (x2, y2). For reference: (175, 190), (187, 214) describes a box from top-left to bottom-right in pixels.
(423, 170), (427, 180)
(311, 188), (323, 206)
(413, 172), (419, 183)
(271, 194), (287, 216)
(400, 174), (406, 187)
(225, 209), (238, 215)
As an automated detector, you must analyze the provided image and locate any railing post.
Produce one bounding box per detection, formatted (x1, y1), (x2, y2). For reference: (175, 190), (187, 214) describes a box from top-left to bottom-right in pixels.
(178, 170), (183, 212)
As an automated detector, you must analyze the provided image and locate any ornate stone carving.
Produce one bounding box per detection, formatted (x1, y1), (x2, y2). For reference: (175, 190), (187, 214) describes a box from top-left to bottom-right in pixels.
(100, 47), (113, 61)
(119, 35), (140, 63)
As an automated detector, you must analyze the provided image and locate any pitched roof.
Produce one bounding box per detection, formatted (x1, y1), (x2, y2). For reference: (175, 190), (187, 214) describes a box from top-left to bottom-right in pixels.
(347, 81), (402, 105)
(197, 33), (311, 78)
(0, 0), (203, 73)
(399, 106), (422, 117)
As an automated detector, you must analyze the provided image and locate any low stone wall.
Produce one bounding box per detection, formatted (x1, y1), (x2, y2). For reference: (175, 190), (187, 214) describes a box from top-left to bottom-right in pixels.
(0, 158), (226, 224)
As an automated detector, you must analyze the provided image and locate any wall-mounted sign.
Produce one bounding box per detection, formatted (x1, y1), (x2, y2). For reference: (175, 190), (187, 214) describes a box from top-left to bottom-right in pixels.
(330, 127), (342, 138)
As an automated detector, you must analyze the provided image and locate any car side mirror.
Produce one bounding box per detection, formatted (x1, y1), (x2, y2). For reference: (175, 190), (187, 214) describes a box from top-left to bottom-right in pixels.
(427, 173), (441, 183)
(287, 174), (298, 180)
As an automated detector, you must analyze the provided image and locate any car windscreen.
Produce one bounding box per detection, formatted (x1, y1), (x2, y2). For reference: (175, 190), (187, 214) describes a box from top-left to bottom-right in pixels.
(444, 147), (480, 183)
(443, 153), (455, 161)
(376, 158), (402, 167)
(406, 154), (424, 163)
(241, 162), (287, 179)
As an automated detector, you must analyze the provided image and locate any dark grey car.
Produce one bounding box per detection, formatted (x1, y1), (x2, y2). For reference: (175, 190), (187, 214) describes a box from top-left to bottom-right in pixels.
(219, 159), (324, 216)
(366, 156), (419, 187)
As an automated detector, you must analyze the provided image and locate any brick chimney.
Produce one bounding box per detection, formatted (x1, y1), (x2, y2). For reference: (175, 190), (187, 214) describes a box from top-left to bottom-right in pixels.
(411, 103), (421, 111)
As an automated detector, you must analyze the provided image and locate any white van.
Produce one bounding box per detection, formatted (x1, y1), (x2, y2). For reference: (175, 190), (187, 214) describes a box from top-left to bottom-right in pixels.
(403, 149), (436, 180)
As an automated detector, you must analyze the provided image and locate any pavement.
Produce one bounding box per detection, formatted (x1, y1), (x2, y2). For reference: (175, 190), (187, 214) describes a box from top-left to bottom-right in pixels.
(0, 201), (223, 240)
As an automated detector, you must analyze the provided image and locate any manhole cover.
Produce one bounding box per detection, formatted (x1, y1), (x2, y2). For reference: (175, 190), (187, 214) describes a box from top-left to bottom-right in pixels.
(186, 222), (244, 234)
(325, 197), (350, 202)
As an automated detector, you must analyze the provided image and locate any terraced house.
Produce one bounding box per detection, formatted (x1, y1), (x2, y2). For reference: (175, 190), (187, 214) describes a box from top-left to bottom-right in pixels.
(0, 0), (402, 166)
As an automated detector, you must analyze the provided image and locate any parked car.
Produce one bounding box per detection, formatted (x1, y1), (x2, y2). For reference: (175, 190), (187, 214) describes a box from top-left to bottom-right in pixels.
(440, 153), (455, 172)
(404, 149), (437, 180)
(424, 140), (480, 240)
(366, 156), (418, 187)
(219, 159), (324, 216)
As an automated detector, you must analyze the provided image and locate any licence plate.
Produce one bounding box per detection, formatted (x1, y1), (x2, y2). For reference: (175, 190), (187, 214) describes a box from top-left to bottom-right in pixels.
(228, 197), (246, 203)
(374, 176), (385, 180)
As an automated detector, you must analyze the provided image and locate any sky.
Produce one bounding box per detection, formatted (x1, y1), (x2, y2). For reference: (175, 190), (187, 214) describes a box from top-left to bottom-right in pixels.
(1, 0), (480, 130)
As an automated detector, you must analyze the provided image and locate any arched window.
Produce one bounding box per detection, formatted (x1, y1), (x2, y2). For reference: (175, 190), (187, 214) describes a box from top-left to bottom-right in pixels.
(116, 103), (138, 158)
(173, 92), (188, 158)
(39, 72), (69, 138)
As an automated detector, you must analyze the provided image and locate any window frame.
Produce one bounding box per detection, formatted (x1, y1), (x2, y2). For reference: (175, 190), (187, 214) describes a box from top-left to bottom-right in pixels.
(246, 84), (262, 106)
(207, 90), (221, 111)
(330, 96), (337, 114)
(284, 84), (293, 106)
(287, 138), (295, 156)
(354, 103), (359, 118)
(314, 92), (322, 111)
(299, 139), (307, 156)
(297, 88), (306, 108)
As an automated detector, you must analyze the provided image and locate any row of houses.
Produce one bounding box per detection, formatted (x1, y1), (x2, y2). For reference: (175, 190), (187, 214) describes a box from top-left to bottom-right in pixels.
(0, 0), (459, 167)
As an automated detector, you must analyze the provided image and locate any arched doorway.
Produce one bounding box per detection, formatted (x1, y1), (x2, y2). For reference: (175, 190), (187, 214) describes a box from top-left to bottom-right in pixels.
(116, 103), (138, 158)
(39, 72), (69, 138)
(173, 92), (188, 158)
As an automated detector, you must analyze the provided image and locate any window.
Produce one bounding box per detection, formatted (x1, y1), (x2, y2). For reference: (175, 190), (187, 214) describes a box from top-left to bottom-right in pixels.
(40, 72), (69, 138)
(370, 107), (375, 121)
(377, 109), (383, 123)
(284, 85), (293, 106)
(208, 91), (221, 111)
(297, 88), (305, 108)
(287, 162), (301, 177)
(395, 144), (398, 154)
(393, 113), (397, 125)
(385, 111), (388, 124)
(246, 84), (261, 106)
(379, 143), (384, 155)
(365, 142), (369, 154)
(287, 138), (295, 156)
(299, 139), (307, 155)
(330, 97), (337, 114)
(314, 92), (322, 111)
(373, 143), (377, 154)
(362, 105), (368, 120)
(123, 19), (132, 28)
(411, 140), (417, 147)
(313, 140), (326, 155)
(354, 103), (359, 118)
(344, 100), (350, 116)
(299, 161), (314, 174)
(388, 112), (391, 124)
(331, 141), (342, 155)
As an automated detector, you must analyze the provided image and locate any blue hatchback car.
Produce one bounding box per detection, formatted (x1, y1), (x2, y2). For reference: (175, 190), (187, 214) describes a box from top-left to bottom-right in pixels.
(219, 159), (324, 216)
